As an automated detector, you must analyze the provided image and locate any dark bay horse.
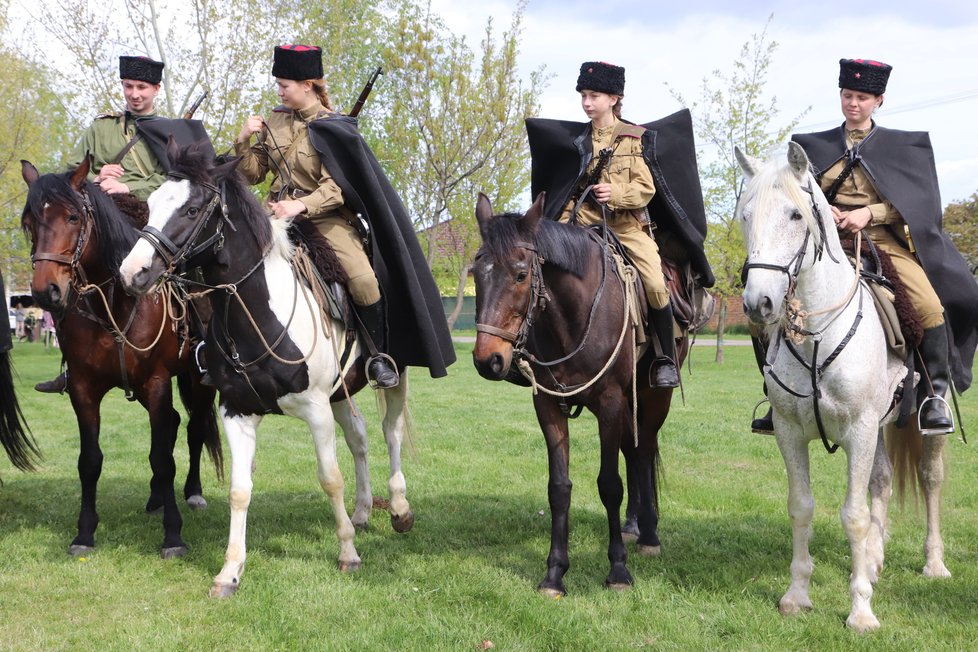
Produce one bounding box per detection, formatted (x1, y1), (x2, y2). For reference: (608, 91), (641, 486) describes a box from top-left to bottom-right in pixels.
(118, 141), (413, 597)
(20, 159), (223, 558)
(472, 193), (688, 595)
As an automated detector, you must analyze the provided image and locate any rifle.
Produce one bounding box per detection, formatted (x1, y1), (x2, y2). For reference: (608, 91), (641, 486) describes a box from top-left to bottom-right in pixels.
(348, 67), (384, 117)
(182, 91), (208, 119)
(112, 91), (208, 164)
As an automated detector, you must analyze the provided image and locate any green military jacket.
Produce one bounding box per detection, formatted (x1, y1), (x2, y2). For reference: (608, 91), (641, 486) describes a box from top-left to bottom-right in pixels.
(67, 112), (166, 201)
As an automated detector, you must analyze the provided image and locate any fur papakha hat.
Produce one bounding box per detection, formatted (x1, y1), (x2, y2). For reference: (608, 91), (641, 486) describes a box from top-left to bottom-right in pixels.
(838, 58), (892, 95)
(272, 44), (324, 81)
(119, 56), (164, 84)
(576, 61), (625, 95)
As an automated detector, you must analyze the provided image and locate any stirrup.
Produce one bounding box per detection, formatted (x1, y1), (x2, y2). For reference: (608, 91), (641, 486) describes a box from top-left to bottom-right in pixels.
(918, 394), (954, 436)
(366, 353), (399, 389)
(750, 399), (775, 435)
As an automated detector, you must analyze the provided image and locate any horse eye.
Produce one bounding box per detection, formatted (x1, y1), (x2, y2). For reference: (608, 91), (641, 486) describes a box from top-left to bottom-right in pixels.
(515, 271), (528, 283)
(790, 210), (802, 221)
(67, 213), (80, 224)
(187, 207), (200, 217)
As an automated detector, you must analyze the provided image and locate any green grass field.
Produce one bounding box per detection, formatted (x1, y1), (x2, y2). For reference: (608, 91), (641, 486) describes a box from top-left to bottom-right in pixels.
(1, 340), (977, 650)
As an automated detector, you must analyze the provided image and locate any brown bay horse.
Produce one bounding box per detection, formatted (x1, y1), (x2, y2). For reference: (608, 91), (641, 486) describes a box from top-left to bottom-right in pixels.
(472, 193), (689, 595)
(20, 159), (222, 558)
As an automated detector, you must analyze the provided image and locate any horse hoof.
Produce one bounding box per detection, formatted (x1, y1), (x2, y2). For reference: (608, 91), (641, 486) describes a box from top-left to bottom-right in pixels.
(846, 612), (880, 633)
(338, 559), (362, 573)
(186, 495), (208, 510)
(353, 520), (369, 532)
(778, 597), (813, 615)
(161, 545), (188, 559)
(923, 561), (951, 579)
(209, 581), (239, 598)
(68, 544), (94, 557)
(622, 517), (640, 542)
(537, 587), (564, 600)
(391, 510), (415, 533)
(621, 530), (638, 543)
(606, 581), (633, 593)
(145, 505), (164, 516)
(637, 544), (661, 557)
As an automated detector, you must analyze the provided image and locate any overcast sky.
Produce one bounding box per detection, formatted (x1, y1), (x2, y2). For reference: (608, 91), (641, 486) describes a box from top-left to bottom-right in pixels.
(430, 0), (978, 205)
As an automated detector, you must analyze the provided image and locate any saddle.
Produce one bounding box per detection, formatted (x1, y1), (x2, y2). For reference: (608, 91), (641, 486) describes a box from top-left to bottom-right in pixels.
(286, 219), (356, 336)
(587, 225), (715, 340)
(840, 236), (923, 359)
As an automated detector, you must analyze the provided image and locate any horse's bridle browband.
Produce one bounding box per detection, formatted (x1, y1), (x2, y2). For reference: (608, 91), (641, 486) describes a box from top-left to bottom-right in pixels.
(137, 173), (229, 277)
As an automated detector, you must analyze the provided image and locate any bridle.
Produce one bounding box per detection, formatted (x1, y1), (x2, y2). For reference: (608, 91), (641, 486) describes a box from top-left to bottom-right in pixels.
(137, 173), (229, 277)
(474, 242), (550, 352)
(742, 181), (865, 454)
(30, 188), (96, 296)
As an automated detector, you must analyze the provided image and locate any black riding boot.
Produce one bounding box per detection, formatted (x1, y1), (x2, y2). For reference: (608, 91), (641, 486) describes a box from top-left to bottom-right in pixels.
(917, 326), (953, 435)
(648, 304), (679, 388)
(35, 370), (68, 394)
(750, 334), (774, 434)
(354, 300), (400, 389)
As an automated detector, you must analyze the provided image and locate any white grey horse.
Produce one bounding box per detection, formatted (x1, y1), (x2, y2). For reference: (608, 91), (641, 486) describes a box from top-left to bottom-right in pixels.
(736, 142), (949, 632)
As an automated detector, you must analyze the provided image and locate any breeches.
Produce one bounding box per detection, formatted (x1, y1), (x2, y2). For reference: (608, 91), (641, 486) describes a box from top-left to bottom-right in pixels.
(865, 224), (944, 329)
(562, 211), (669, 309)
(306, 212), (381, 306)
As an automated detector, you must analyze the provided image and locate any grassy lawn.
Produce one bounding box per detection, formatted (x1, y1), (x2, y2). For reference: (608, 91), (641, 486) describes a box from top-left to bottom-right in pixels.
(1, 340), (977, 650)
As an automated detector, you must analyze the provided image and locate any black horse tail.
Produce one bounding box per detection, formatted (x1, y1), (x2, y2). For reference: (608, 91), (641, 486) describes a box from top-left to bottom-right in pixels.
(177, 371), (224, 483)
(0, 350), (41, 477)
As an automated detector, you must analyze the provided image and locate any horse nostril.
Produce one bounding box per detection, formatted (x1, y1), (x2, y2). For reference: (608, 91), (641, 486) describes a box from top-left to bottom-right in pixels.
(489, 352), (506, 375)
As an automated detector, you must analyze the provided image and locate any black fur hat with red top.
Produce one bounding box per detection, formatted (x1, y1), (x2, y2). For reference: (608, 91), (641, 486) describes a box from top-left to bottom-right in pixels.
(575, 61), (625, 95)
(838, 58), (891, 95)
(119, 56), (164, 84)
(272, 44), (324, 81)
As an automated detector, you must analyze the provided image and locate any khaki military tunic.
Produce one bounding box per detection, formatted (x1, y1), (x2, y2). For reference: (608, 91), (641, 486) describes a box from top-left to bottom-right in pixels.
(559, 118), (669, 308)
(67, 112), (166, 201)
(822, 128), (944, 328)
(234, 102), (380, 305)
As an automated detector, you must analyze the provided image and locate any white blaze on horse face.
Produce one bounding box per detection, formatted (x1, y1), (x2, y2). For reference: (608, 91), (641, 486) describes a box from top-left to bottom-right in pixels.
(120, 179), (191, 284)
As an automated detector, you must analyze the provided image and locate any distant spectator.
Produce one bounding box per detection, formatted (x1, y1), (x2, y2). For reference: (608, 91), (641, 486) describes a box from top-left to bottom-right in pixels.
(41, 311), (58, 349)
(14, 304), (25, 341)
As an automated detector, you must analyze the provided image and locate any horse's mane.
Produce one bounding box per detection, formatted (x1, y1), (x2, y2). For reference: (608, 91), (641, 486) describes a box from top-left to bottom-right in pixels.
(169, 142), (273, 254)
(23, 171), (140, 272)
(481, 212), (594, 278)
(737, 157), (821, 249)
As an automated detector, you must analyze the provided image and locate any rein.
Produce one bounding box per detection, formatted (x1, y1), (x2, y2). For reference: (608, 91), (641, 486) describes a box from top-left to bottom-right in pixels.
(743, 183), (866, 454)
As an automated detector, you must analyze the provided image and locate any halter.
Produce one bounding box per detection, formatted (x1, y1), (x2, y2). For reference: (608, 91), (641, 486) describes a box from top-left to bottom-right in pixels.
(137, 173), (229, 277)
(742, 180), (864, 454)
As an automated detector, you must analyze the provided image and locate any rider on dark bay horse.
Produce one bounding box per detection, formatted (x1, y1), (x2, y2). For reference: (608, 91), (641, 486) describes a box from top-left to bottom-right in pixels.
(233, 44), (455, 387)
(36, 55), (168, 395)
(526, 61), (714, 387)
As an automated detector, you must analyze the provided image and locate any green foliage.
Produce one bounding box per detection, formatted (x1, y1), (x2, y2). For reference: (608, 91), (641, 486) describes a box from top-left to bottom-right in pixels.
(943, 191), (978, 274)
(0, 42), (75, 292)
(3, 341), (978, 649)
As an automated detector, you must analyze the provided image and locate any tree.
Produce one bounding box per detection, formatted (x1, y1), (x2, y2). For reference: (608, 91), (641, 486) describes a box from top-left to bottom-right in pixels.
(669, 16), (809, 361)
(943, 191), (978, 274)
(0, 5), (76, 294)
(373, 0), (545, 326)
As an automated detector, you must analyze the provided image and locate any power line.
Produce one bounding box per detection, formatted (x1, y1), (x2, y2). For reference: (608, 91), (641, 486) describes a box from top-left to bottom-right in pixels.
(795, 88), (978, 132)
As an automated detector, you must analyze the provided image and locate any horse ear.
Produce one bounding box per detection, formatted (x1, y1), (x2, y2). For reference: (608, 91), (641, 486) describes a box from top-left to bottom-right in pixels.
(69, 154), (92, 190)
(21, 160), (39, 186)
(519, 192), (546, 235)
(165, 134), (180, 168)
(211, 156), (241, 183)
(475, 193), (494, 237)
(734, 146), (760, 178)
(786, 141), (810, 179)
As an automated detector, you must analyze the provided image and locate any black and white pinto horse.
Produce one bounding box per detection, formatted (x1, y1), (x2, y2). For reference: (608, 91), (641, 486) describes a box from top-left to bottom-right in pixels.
(118, 142), (411, 597)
